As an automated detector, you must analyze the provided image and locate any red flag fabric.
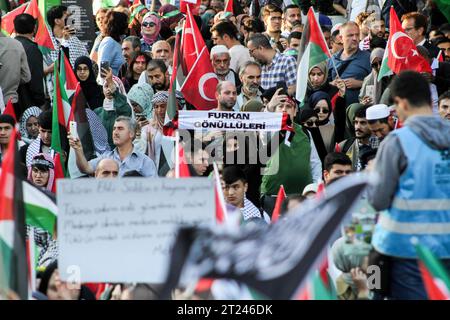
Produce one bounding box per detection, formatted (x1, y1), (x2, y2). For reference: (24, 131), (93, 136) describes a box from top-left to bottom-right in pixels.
(271, 185), (286, 222)
(62, 52), (78, 94)
(180, 0), (201, 15)
(306, 7), (331, 58)
(181, 6), (207, 73)
(24, 0), (55, 50)
(177, 142), (191, 178)
(0, 2), (28, 35)
(180, 46), (218, 110)
(387, 7), (432, 75)
(52, 152), (65, 193)
(3, 99), (17, 123)
(213, 163), (227, 223)
(224, 0), (234, 14)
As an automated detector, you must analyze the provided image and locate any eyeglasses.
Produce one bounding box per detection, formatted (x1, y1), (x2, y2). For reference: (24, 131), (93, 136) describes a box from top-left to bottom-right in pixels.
(249, 47), (259, 55)
(142, 21), (156, 27)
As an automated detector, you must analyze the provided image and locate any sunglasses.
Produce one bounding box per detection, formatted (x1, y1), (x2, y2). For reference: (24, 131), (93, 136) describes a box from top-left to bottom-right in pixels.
(142, 21), (156, 27)
(305, 120), (319, 127)
(315, 107), (329, 114)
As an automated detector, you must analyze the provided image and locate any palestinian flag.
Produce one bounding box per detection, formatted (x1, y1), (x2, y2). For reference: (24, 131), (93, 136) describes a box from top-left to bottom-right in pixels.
(51, 61), (71, 178)
(296, 7), (332, 105)
(0, 129), (28, 300)
(69, 84), (96, 161)
(23, 182), (57, 236)
(3, 98), (18, 123)
(224, 0), (233, 14)
(60, 52), (78, 98)
(271, 185), (286, 223)
(378, 7), (432, 81)
(415, 241), (450, 300)
(24, 0), (55, 52)
(0, 2), (29, 36)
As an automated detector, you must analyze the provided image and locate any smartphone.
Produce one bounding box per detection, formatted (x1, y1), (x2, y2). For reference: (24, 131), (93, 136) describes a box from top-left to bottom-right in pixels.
(70, 121), (79, 139)
(100, 61), (110, 78)
(275, 81), (288, 96)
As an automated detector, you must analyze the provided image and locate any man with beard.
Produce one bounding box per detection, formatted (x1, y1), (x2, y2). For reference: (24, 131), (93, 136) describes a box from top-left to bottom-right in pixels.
(338, 107), (374, 170)
(247, 33), (297, 96)
(236, 61), (263, 110)
(145, 59), (169, 92)
(366, 104), (396, 144)
(210, 45), (241, 88)
(438, 91), (450, 121)
(215, 81), (238, 111)
(360, 19), (386, 51)
(281, 4), (302, 38)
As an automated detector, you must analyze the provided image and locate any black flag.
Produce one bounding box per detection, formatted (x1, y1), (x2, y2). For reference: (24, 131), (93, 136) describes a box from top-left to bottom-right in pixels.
(161, 174), (369, 300)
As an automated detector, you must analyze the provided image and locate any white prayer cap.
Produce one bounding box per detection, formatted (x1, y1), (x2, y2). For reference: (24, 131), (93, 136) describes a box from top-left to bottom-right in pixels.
(366, 104), (390, 120)
(302, 183), (319, 196)
(331, 23), (343, 35)
(210, 45), (229, 59)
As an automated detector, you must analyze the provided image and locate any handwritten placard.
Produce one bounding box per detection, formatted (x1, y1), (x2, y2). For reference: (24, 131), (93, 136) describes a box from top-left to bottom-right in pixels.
(57, 178), (214, 283)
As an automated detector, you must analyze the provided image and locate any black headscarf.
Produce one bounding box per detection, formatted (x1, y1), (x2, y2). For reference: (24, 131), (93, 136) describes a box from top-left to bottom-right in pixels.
(74, 56), (104, 110)
(299, 108), (328, 163)
(309, 91), (332, 126)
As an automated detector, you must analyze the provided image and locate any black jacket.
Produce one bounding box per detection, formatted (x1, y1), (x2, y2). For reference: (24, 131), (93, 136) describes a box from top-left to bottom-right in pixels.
(15, 36), (46, 116)
(434, 62), (450, 96)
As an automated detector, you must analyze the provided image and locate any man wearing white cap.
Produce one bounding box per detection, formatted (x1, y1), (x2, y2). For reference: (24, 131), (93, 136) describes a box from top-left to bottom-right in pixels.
(366, 103), (395, 142)
(210, 45), (241, 88)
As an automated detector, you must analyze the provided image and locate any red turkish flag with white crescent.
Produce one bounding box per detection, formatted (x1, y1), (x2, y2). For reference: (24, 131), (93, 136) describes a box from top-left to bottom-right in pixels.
(387, 7), (432, 75)
(180, 46), (218, 110)
(181, 5), (206, 73)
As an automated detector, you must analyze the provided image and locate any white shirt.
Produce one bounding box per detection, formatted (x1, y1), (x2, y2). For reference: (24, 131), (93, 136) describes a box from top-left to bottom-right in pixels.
(229, 44), (253, 75)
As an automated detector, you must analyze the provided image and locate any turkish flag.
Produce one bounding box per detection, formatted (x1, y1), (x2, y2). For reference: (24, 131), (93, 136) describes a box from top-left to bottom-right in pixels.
(180, 46), (218, 110)
(181, 5), (207, 74)
(387, 7), (432, 75)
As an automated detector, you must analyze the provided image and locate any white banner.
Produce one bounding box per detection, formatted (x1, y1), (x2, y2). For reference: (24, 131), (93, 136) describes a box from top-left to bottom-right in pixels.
(57, 178), (215, 283)
(178, 110), (284, 131)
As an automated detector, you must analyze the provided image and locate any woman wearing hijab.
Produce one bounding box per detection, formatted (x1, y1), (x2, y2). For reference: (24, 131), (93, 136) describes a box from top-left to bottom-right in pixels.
(304, 61), (332, 106)
(38, 260), (96, 300)
(331, 237), (372, 300)
(299, 108), (328, 163)
(159, 4), (184, 39)
(127, 83), (154, 153)
(19, 107), (42, 145)
(74, 56), (104, 110)
(308, 91), (338, 154)
(129, 4), (149, 38)
(140, 12), (162, 53)
(27, 153), (56, 192)
(359, 48), (388, 107)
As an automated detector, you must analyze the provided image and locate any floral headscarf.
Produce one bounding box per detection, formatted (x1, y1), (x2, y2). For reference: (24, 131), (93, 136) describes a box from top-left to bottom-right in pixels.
(141, 12), (161, 45)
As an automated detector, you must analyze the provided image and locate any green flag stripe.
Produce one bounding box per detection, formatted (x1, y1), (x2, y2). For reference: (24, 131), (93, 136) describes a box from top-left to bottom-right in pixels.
(416, 244), (450, 290)
(25, 203), (56, 236)
(309, 42), (329, 68)
(0, 238), (13, 292)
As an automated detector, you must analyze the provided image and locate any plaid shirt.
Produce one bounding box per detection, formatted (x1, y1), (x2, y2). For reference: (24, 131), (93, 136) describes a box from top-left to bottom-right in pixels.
(261, 52), (297, 90)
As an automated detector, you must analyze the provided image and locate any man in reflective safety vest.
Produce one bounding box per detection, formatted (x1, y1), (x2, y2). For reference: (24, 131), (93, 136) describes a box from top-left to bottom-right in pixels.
(369, 71), (450, 300)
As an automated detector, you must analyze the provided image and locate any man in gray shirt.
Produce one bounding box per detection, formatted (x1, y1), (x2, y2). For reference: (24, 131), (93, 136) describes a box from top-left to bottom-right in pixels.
(69, 116), (157, 177)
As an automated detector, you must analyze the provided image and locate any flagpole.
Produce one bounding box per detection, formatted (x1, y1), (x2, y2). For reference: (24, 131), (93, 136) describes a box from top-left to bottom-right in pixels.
(175, 130), (180, 178)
